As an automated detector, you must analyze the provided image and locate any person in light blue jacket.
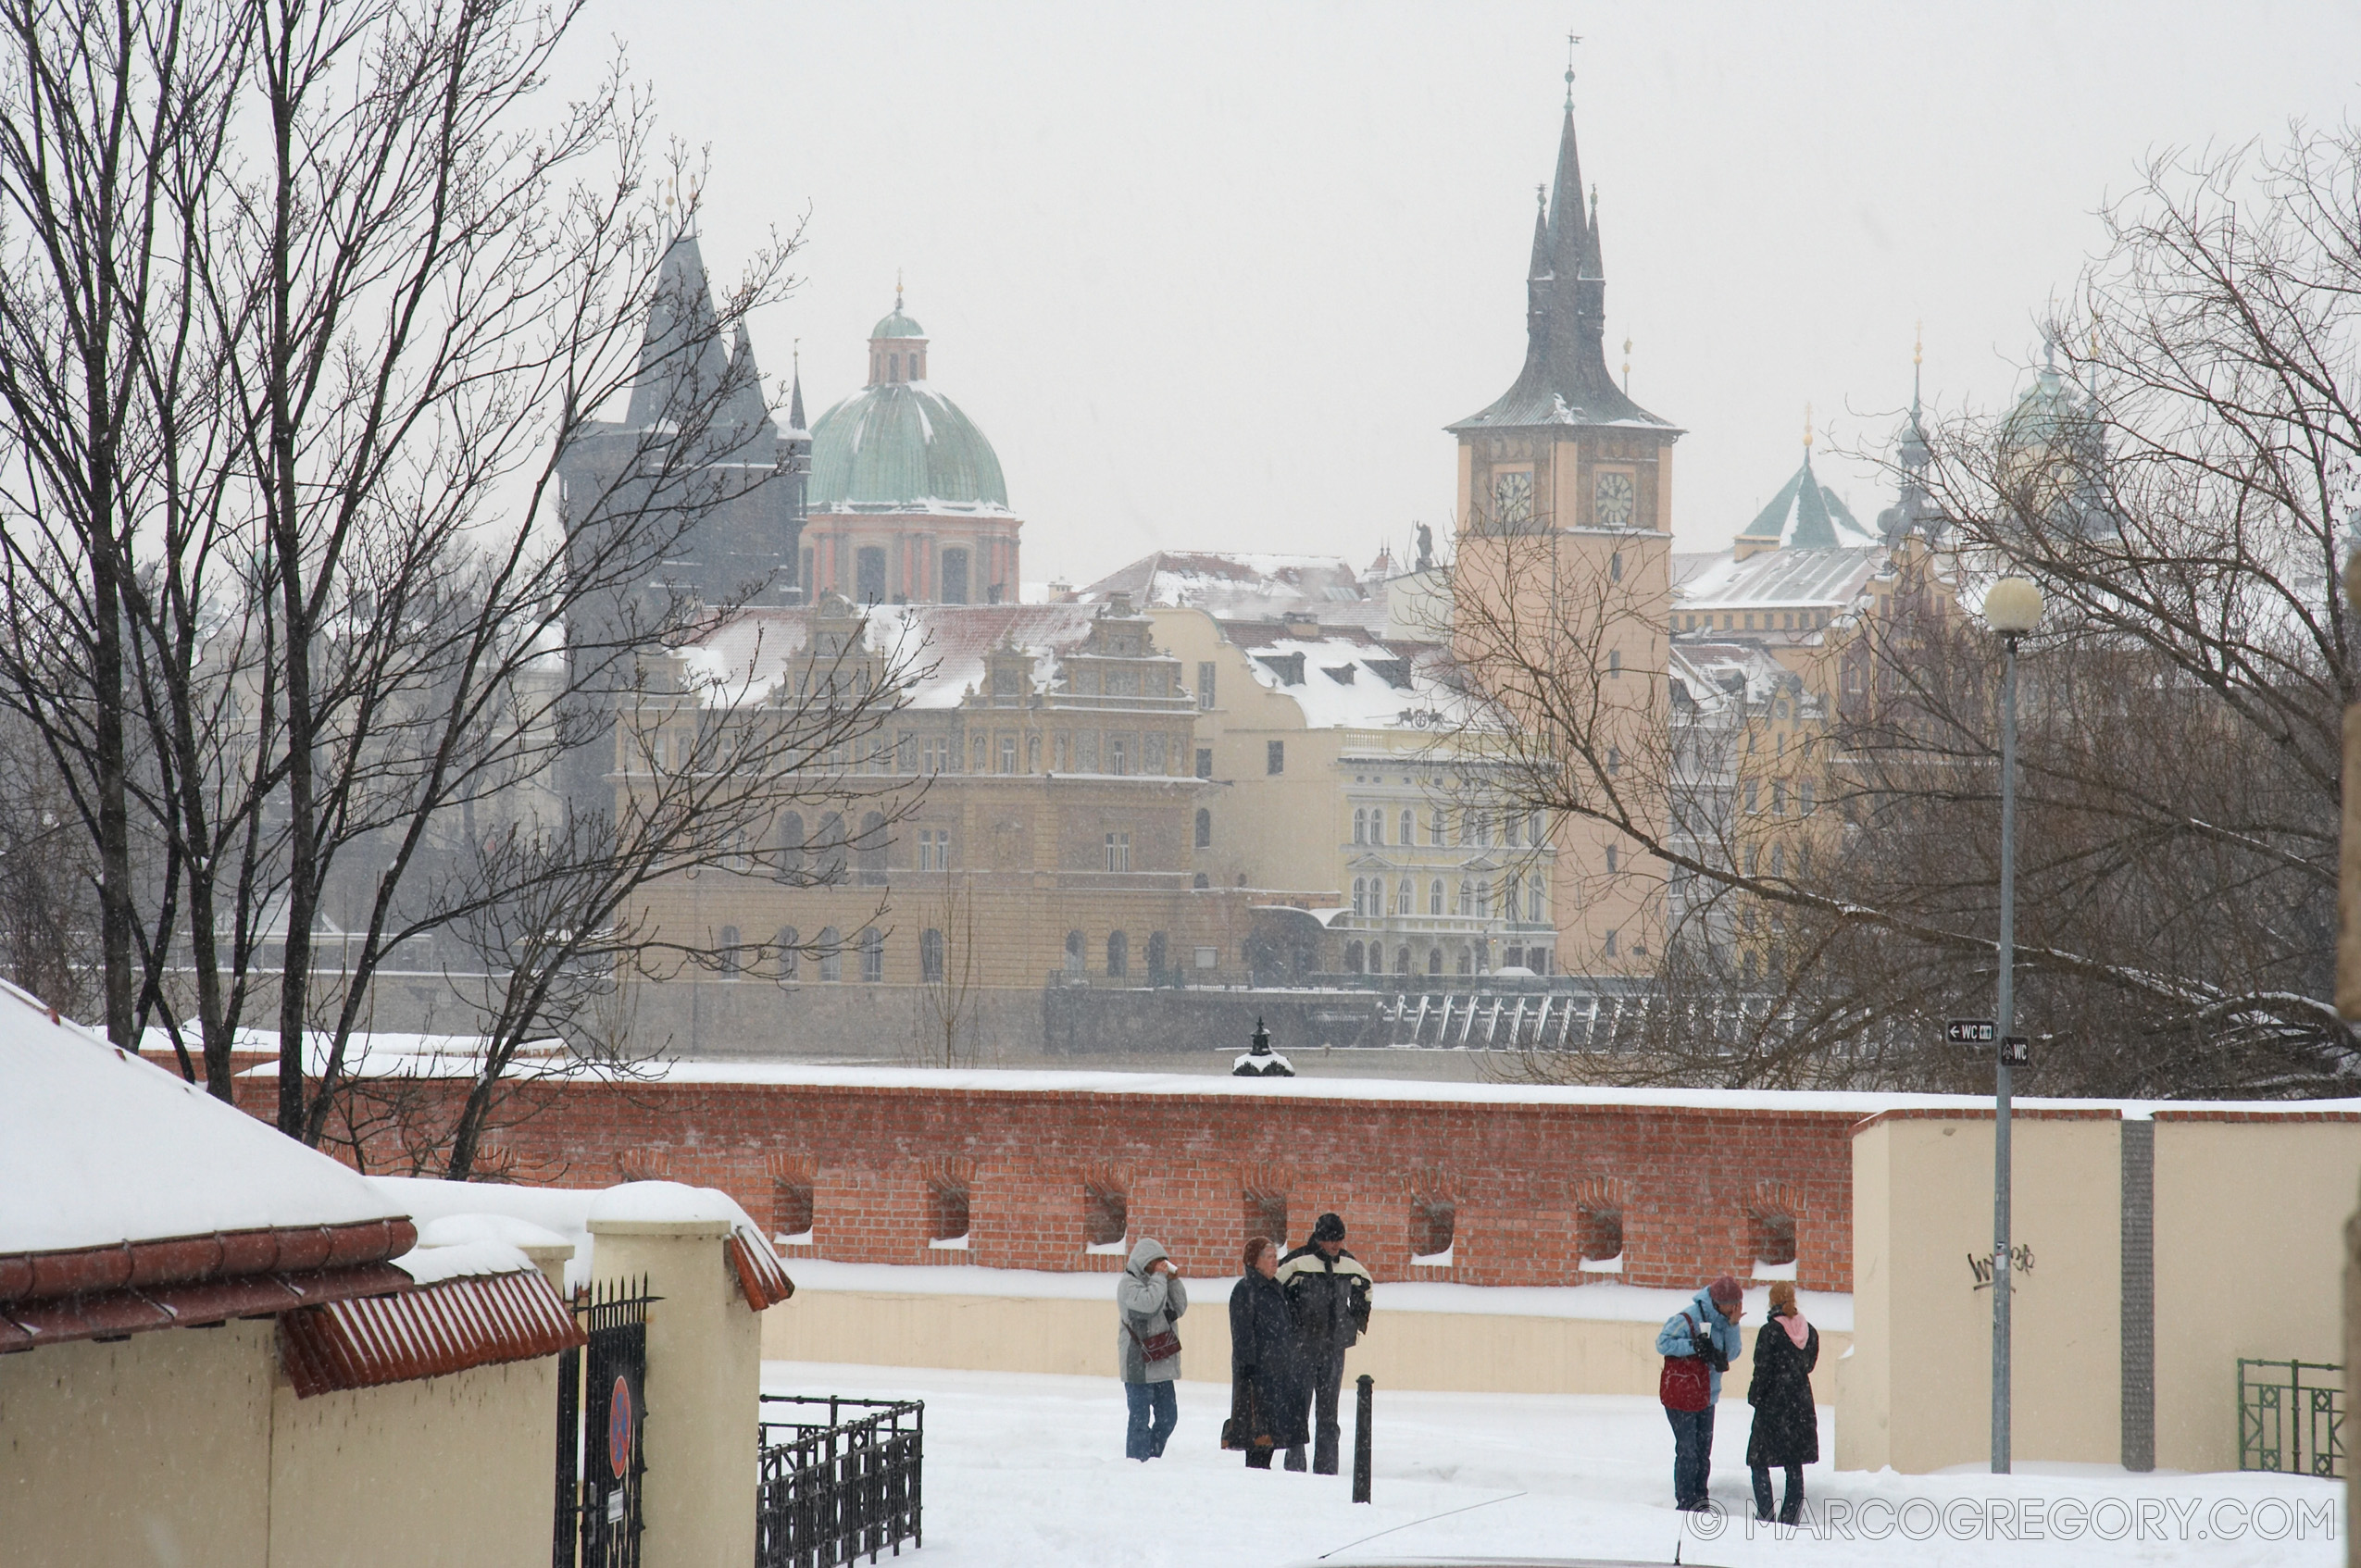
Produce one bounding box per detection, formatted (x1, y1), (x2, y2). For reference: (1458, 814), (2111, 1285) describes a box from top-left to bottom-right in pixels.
(1654, 1276), (1745, 1512)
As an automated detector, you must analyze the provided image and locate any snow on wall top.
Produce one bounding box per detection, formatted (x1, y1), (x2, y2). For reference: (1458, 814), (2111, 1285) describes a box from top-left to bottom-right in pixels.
(368, 1176), (784, 1294)
(615, 1057), (2356, 1121)
(0, 980), (402, 1256)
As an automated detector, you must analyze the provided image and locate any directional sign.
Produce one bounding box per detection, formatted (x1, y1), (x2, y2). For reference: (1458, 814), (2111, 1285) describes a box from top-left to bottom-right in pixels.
(1945, 1019), (1996, 1044)
(2000, 1037), (2030, 1066)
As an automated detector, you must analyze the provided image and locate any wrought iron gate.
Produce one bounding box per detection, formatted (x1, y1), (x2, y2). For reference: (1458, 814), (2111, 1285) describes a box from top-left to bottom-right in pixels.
(556, 1278), (657, 1568)
(756, 1395), (924, 1567)
(2238, 1357), (2344, 1478)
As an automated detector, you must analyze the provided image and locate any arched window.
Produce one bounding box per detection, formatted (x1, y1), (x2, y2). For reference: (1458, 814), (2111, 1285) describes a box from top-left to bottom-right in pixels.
(1106, 930), (1129, 978)
(1504, 814), (1521, 848)
(777, 926), (800, 982)
(1430, 878), (1444, 915)
(1350, 877), (1365, 916)
(776, 812), (806, 881)
(1400, 809), (1415, 845)
(1428, 948), (1443, 976)
(920, 928), (945, 983)
(1344, 940), (1364, 974)
(1529, 873), (1546, 923)
(857, 810), (887, 883)
(1429, 809), (1444, 846)
(860, 926), (883, 983)
(816, 812), (847, 885)
(1065, 930), (1084, 977)
(818, 927), (843, 982)
(1397, 877), (1413, 916)
(1456, 948), (1473, 976)
(1475, 880), (1490, 918)
(1771, 843), (1786, 877)
(1352, 808), (1367, 844)
(1457, 879), (1474, 916)
(1368, 810), (1383, 846)
(1194, 808), (1211, 849)
(718, 926), (741, 977)
(1394, 945), (1410, 974)
(1146, 932), (1168, 980)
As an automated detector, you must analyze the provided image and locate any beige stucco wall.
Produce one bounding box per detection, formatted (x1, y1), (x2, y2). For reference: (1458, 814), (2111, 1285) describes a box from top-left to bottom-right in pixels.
(591, 1219), (761, 1568)
(2155, 1117), (2361, 1472)
(761, 1288), (1846, 1402)
(0, 1319), (277, 1567)
(269, 1357), (557, 1568)
(1842, 1114), (2121, 1473)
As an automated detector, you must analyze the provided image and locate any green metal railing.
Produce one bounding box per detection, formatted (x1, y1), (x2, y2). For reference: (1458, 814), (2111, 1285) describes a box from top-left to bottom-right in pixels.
(2238, 1358), (2343, 1478)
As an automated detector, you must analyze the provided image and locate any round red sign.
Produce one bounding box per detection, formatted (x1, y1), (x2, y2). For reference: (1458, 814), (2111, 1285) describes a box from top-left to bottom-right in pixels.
(607, 1375), (633, 1479)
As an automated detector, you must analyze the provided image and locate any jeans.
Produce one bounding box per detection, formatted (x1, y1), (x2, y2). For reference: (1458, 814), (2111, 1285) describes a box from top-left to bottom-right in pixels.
(1665, 1404), (1716, 1509)
(1301, 1342), (1348, 1474)
(1752, 1463), (1803, 1524)
(1124, 1379), (1178, 1461)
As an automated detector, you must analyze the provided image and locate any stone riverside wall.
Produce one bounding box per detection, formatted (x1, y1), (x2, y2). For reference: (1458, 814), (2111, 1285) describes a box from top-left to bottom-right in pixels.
(237, 1074), (1862, 1291)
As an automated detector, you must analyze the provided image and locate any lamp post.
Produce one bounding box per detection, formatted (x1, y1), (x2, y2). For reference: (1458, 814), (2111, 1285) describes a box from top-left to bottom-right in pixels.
(1982, 575), (2043, 1474)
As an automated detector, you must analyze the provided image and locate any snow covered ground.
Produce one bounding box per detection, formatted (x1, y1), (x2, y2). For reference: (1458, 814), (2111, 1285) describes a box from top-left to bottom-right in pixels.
(764, 1360), (2342, 1567)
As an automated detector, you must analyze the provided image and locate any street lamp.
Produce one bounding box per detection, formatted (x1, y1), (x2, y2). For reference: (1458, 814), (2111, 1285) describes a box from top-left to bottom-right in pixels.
(1982, 574), (2042, 1474)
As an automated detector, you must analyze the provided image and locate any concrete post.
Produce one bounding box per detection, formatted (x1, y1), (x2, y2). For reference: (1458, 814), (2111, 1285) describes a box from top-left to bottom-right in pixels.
(586, 1213), (762, 1568)
(2346, 1188), (2360, 1568)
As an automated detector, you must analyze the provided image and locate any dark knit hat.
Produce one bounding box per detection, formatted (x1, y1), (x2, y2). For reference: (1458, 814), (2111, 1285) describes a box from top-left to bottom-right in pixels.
(1311, 1212), (1346, 1243)
(1707, 1275), (1743, 1310)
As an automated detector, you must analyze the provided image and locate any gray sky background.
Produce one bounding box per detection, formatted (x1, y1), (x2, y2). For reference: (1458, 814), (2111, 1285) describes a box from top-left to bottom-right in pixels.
(559, 1), (2361, 582)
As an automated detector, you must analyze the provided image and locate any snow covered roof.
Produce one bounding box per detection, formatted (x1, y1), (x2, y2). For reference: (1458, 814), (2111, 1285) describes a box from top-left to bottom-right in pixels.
(0, 980), (404, 1257)
(1081, 552), (1385, 628)
(1673, 544), (1885, 613)
(679, 602), (1147, 711)
(1218, 619), (1468, 732)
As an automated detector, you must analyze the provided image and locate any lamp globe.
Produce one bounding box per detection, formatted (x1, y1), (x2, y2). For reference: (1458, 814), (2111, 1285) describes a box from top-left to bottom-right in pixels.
(1984, 578), (2044, 636)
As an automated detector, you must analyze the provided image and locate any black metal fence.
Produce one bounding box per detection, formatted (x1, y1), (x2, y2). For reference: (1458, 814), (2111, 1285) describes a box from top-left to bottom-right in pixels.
(2238, 1357), (2343, 1478)
(756, 1395), (925, 1568)
(556, 1278), (657, 1568)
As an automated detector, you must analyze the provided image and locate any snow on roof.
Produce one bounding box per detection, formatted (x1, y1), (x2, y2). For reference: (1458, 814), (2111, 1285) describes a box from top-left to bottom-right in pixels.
(1674, 545), (1886, 611)
(393, 1238), (541, 1287)
(1217, 620), (1470, 732)
(680, 602), (1135, 712)
(0, 980), (401, 1255)
(1081, 551), (1385, 628)
(227, 1029), (569, 1080)
(367, 1176), (782, 1294)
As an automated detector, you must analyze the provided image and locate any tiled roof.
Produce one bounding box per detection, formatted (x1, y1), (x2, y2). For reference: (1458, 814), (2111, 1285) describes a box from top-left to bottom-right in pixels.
(1674, 545), (1884, 611)
(1736, 455), (1877, 550)
(280, 1266), (583, 1398)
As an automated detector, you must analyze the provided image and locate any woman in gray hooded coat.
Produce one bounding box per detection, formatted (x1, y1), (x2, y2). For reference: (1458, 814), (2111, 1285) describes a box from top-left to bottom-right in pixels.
(1117, 1238), (1188, 1460)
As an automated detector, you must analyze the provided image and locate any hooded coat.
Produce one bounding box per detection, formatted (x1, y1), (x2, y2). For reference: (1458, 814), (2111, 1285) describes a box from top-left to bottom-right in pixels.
(1654, 1286), (1744, 1403)
(1744, 1314), (1820, 1466)
(1116, 1238), (1189, 1384)
(1228, 1272), (1310, 1449)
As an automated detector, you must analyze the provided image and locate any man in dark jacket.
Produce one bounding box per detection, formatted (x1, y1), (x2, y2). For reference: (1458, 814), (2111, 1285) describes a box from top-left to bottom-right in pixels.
(1274, 1212), (1373, 1475)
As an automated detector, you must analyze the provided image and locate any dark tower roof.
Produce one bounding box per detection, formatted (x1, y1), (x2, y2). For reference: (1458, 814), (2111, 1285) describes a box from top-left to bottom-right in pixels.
(623, 232), (732, 431)
(1450, 99), (1674, 435)
(718, 322), (779, 451)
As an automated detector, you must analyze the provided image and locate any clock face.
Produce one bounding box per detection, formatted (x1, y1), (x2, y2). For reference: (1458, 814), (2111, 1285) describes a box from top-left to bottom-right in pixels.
(1491, 469), (1534, 527)
(1594, 470), (1637, 528)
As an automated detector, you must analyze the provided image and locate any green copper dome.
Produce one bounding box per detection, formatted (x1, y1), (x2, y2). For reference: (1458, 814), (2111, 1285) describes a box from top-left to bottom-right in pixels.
(870, 305), (926, 340)
(809, 383), (1009, 512)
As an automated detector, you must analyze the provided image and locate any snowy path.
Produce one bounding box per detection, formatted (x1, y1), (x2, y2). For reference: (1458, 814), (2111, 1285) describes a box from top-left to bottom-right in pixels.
(763, 1360), (2341, 1567)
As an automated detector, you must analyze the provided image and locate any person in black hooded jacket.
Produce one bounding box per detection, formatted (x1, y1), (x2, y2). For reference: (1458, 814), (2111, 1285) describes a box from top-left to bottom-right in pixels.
(1274, 1212), (1373, 1475)
(1227, 1237), (1309, 1467)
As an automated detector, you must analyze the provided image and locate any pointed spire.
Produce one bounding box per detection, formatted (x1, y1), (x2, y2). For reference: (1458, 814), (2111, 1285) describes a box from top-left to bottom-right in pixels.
(1546, 102), (1588, 289)
(1804, 402), (1815, 454)
(624, 231), (732, 431)
(788, 340), (806, 434)
(1529, 184), (1551, 280)
(1581, 183), (1603, 280)
(718, 321), (777, 450)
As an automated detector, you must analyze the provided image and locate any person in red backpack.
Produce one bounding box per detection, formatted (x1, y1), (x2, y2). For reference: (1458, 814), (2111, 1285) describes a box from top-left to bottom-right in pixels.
(1655, 1275), (1745, 1512)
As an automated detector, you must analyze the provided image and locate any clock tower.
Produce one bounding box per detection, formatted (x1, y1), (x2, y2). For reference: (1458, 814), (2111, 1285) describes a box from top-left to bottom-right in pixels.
(1447, 79), (1680, 977)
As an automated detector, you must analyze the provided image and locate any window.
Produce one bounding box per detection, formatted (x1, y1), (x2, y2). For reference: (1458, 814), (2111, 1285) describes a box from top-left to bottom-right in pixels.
(1606, 747), (1621, 775)
(1029, 733), (1042, 771)
(1529, 873), (1546, 922)
(1503, 814), (1521, 849)
(1146, 732), (1167, 774)
(1267, 740), (1284, 775)
(1744, 781), (1759, 814)
(1353, 808), (1367, 845)
(1194, 808), (1212, 849)
(1197, 662), (1217, 710)
(1605, 845), (1618, 874)
(1194, 747), (1213, 779)
(818, 927), (843, 982)
(942, 547), (970, 604)
(1800, 778), (1815, 814)
(1771, 843), (1786, 877)
(1400, 809), (1415, 845)
(1243, 1188), (1290, 1249)
(1749, 1206), (1799, 1270)
(920, 928), (945, 983)
(918, 828), (951, 871)
(1076, 731), (1099, 770)
(855, 546), (886, 604)
(1609, 551), (1624, 583)
(1397, 877), (1414, 915)
(1475, 880), (1490, 918)
(1394, 945), (1410, 974)
(1106, 930), (1129, 977)
(1772, 781), (1786, 816)
(1146, 932), (1168, 979)
(772, 1173), (816, 1243)
(1105, 831), (1131, 872)
(1456, 948), (1473, 976)
(1083, 1181), (1128, 1249)
(1457, 879), (1474, 916)
(1410, 1191), (1455, 1260)
(816, 813), (847, 885)
(921, 735), (952, 773)
(1108, 734), (1128, 776)
(1604, 928), (1618, 958)
(929, 1175), (969, 1244)
(972, 732), (989, 773)
(718, 926), (741, 977)
(777, 926), (800, 982)
(860, 926), (883, 983)
(857, 811), (887, 883)
(776, 812), (806, 880)
(1429, 809), (1445, 846)
(1064, 930), (1084, 977)
(1429, 878), (1444, 915)
(1456, 811), (1473, 847)
(1608, 649), (1622, 678)
(1577, 1205), (1623, 1265)
(1368, 808), (1384, 846)
(1428, 948), (1443, 976)
(1352, 877), (1367, 916)
(1000, 734), (1018, 773)
(1344, 940), (1364, 974)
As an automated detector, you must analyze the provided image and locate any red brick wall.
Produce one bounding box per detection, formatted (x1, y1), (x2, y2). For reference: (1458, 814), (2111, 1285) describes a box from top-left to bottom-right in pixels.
(245, 1078), (1859, 1291)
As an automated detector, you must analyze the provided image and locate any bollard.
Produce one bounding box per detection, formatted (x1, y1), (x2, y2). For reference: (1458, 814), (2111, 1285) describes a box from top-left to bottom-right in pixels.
(1353, 1374), (1373, 1503)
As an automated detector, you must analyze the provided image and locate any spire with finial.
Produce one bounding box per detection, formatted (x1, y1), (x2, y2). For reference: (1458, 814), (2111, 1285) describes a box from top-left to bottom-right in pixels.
(788, 338), (807, 434)
(1622, 335), (1631, 393)
(1804, 403), (1815, 454)
(1565, 31), (1580, 105)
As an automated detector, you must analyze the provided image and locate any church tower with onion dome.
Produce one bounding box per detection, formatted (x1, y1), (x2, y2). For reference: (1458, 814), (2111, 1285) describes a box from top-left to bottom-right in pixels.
(802, 283), (1022, 604)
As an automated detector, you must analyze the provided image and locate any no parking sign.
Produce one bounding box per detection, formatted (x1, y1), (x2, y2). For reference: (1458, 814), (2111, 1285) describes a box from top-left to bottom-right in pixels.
(607, 1375), (634, 1479)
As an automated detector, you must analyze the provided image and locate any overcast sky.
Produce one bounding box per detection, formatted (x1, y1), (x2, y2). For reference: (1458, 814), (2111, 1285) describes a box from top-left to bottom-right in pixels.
(559, 1), (2361, 583)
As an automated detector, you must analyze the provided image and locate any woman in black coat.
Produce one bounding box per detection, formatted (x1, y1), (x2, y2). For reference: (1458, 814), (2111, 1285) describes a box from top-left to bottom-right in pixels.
(1744, 1280), (1820, 1524)
(1228, 1237), (1310, 1468)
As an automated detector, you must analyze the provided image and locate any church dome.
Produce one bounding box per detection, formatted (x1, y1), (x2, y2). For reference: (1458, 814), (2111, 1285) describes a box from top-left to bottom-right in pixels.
(809, 383), (1009, 512)
(871, 305), (926, 340)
